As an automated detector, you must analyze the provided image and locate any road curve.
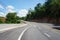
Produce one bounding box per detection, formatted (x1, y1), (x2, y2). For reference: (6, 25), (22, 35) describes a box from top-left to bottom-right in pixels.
(0, 22), (60, 40)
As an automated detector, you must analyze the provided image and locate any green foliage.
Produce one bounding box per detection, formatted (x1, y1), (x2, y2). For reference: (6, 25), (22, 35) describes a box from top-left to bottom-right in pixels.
(25, 0), (60, 24)
(16, 20), (21, 23)
(20, 17), (25, 20)
(25, 3), (46, 20)
(45, 0), (60, 18)
(6, 12), (21, 23)
(0, 20), (3, 23)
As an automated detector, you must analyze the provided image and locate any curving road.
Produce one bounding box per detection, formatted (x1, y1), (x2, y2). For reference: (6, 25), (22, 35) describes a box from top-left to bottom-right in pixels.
(0, 22), (60, 40)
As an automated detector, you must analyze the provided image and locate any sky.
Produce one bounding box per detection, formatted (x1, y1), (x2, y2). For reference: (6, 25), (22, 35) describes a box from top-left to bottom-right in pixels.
(0, 0), (46, 17)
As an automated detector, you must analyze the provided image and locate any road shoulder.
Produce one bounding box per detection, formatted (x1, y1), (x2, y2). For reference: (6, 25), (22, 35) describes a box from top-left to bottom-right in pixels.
(0, 23), (27, 32)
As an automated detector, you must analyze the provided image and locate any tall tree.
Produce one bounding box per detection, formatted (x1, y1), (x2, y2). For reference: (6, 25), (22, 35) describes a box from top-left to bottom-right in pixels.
(6, 12), (17, 23)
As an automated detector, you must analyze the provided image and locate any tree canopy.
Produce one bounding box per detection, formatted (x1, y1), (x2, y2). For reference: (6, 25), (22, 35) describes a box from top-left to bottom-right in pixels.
(25, 0), (60, 24)
(6, 12), (20, 23)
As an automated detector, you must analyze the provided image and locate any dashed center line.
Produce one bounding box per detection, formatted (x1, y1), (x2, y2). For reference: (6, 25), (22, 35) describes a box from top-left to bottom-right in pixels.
(44, 33), (51, 37)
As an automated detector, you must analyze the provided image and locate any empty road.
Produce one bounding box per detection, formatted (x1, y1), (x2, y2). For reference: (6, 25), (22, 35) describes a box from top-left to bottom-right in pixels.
(0, 22), (60, 40)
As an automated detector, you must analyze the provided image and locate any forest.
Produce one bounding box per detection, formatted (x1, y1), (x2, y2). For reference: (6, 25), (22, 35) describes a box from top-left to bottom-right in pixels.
(25, 0), (60, 25)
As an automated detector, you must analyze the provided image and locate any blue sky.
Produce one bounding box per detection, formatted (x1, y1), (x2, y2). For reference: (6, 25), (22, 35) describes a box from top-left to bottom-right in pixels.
(0, 0), (46, 17)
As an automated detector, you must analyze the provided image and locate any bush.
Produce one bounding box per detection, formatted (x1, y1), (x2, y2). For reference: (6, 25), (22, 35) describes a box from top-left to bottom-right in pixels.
(0, 20), (4, 23)
(16, 20), (21, 23)
(5, 21), (12, 24)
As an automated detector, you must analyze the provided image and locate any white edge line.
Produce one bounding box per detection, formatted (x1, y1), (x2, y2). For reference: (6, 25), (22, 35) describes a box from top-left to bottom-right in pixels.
(44, 33), (51, 37)
(18, 27), (29, 40)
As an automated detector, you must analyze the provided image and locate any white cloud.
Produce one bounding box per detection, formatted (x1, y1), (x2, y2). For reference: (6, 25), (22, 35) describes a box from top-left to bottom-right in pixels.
(0, 4), (4, 9)
(0, 12), (5, 17)
(6, 5), (14, 9)
(6, 6), (28, 17)
(17, 9), (28, 17)
(6, 5), (15, 13)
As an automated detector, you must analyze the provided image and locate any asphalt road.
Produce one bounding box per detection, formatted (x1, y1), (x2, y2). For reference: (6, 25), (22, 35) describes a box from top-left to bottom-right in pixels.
(0, 22), (60, 40)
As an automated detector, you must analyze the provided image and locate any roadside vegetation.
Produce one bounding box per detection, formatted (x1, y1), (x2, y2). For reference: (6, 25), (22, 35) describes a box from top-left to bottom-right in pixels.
(25, 0), (60, 25)
(0, 12), (21, 24)
(0, 0), (60, 25)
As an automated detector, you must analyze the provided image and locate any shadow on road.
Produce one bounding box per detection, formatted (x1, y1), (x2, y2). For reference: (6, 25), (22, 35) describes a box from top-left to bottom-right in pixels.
(52, 27), (60, 30)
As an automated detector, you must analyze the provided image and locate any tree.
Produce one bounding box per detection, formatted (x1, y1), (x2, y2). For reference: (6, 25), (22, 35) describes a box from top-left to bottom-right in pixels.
(45, 0), (60, 24)
(26, 3), (46, 20)
(6, 12), (20, 23)
(25, 0), (60, 24)
(25, 8), (32, 21)
(34, 3), (46, 19)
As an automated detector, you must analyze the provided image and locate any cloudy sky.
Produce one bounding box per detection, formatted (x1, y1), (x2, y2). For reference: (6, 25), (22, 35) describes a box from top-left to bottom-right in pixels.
(0, 0), (45, 17)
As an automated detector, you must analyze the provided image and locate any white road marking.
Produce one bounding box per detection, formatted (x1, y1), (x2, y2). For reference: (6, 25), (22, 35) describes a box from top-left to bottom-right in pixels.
(44, 33), (51, 37)
(18, 27), (30, 40)
(33, 25), (42, 30)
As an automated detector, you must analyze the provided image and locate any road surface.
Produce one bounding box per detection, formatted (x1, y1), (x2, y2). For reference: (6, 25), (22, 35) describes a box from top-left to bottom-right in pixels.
(0, 22), (60, 40)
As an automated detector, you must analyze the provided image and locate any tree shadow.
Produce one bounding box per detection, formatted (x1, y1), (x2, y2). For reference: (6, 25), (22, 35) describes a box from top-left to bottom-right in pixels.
(53, 23), (60, 26)
(52, 23), (60, 30)
(52, 27), (60, 30)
